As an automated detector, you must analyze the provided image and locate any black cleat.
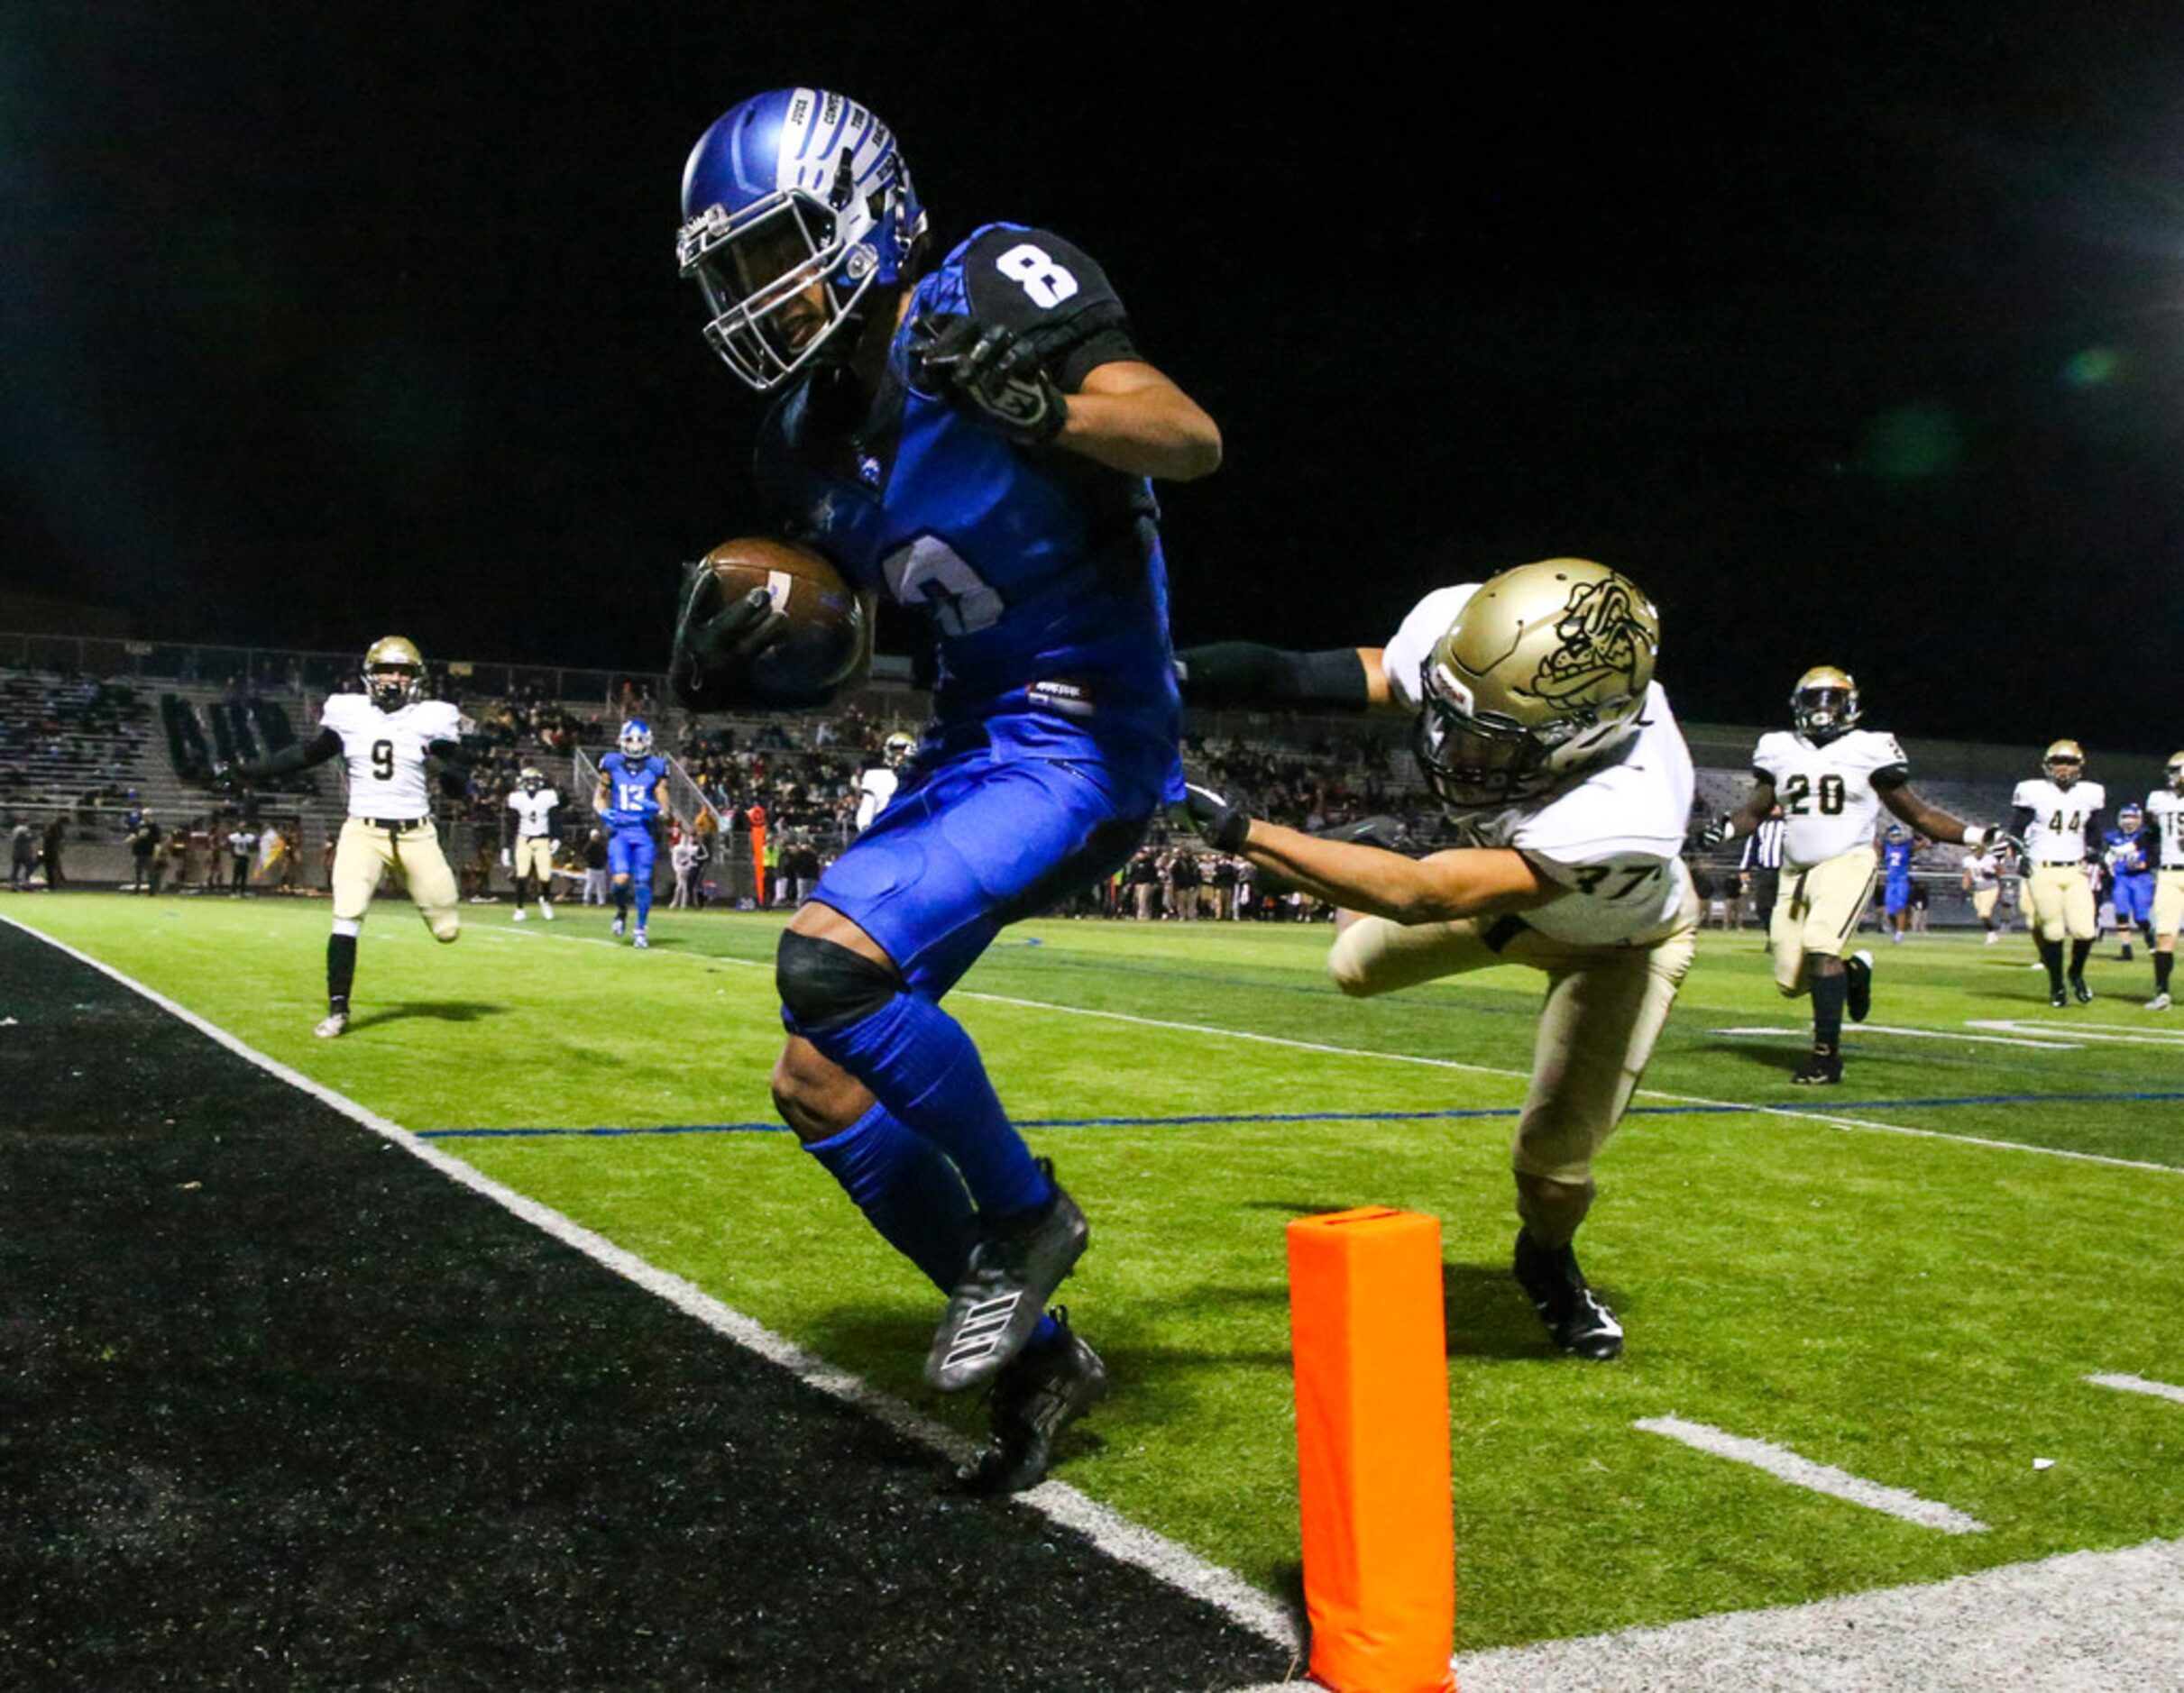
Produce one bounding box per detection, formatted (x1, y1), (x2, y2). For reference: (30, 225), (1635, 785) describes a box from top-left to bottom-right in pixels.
(2070, 976), (2094, 1005)
(956, 1308), (1109, 1495)
(2050, 985), (2069, 1009)
(926, 1160), (1090, 1392)
(1792, 1046), (1843, 1085)
(1512, 1231), (1624, 1359)
(1844, 950), (1874, 1023)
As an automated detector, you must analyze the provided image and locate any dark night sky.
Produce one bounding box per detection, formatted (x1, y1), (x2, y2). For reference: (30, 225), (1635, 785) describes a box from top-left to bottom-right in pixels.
(5, 4), (2181, 747)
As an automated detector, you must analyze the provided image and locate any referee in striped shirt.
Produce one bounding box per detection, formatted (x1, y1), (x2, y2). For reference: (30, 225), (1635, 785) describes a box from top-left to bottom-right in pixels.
(1740, 804), (1787, 932)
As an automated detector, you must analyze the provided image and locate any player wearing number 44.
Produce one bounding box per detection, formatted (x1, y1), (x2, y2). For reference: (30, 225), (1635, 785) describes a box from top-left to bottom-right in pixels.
(226, 636), (470, 1038)
(669, 87), (1219, 1491)
(1701, 667), (2000, 1084)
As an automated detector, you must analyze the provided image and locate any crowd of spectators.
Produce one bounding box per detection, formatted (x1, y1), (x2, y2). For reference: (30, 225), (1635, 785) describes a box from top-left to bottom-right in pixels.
(0, 672), (150, 812)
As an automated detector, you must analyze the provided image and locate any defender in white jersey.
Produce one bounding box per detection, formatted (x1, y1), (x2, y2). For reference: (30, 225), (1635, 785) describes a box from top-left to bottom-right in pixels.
(231, 636), (468, 1037)
(854, 732), (916, 833)
(502, 766), (561, 921)
(1176, 559), (1694, 1361)
(2140, 753), (2184, 1009)
(2007, 739), (2108, 1006)
(1702, 666), (1998, 1084)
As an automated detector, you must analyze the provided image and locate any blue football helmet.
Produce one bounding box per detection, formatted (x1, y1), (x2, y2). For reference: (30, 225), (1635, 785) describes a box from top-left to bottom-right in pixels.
(619, 719), (653, 759)
(2119, 803), (2144, 830)
(676, 87), (926, 391)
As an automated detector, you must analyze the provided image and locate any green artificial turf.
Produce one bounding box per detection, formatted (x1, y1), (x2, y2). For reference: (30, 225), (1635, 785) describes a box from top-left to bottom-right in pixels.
(14, 893), (2184, 1651)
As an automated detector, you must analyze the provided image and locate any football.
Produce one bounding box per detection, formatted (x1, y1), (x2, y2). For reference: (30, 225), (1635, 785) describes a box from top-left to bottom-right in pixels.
(674, 535), (866, 710)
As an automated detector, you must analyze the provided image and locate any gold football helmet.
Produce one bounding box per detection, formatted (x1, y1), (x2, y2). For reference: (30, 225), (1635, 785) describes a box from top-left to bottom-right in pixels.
(2042, 738), (2085, 785)
(519, 765), (546, 793)
(883, 731), (917, 768)
(1414, 558), (1659, 808)
(2167, 751), (2184, 793)
(1790, 664), (1860, 741)
(362, 636), (425, 710)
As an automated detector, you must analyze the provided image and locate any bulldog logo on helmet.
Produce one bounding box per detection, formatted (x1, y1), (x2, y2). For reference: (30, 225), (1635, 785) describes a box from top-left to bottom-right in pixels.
(1531, 580), (1653, 708)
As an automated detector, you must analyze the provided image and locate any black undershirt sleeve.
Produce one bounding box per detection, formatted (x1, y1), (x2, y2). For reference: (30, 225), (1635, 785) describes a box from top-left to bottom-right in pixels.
(2008, 805), (2036, 845)
(237, 726), (341, 781)
(1172, 644), (1372, 711)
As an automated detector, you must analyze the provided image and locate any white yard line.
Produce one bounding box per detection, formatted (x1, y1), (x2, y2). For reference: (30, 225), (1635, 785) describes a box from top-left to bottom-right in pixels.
(1634, 1415), (1987, 1534)
(2, 914), (1299, 1656)
(2087, 1372), (2184, 1407)
(1711, 1022), (2079, 1050)
(1968, 1018), (2184, 1048)
(479, 920), (2184, 1175)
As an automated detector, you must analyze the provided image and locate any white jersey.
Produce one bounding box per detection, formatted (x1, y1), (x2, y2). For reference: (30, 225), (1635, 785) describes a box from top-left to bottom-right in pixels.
(2149, 790), (2184, 871)
(1748, 728), (1907, 868)
(321, 692), (463, 821)
(855, 765), (899, 833)
(1960, 849), (2002, 891)
(2011, 777), (2106, 865)
(1383, 585), (1694, 946)
(506, 787), (560, 838)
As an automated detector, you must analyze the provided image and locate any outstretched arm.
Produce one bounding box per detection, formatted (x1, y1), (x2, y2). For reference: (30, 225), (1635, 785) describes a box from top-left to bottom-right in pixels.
(1702, 773), (1777, 847)
(234, 726), (341, 782)
(1173, 644), (1413, 718)
(1877, 776), (1996, 847)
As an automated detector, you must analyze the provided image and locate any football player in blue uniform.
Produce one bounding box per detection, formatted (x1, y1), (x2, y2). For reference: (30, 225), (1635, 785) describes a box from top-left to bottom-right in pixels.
(2105, 802), (2154, 961)
(1879, 823), (1916, 943)
(594, 719), (669, 947)
(671, 87), (1220, 1492)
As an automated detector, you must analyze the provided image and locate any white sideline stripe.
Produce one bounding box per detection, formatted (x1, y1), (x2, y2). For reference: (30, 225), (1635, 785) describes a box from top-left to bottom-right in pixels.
(1969, 1018), (2184, 1048)
(486, 920), (2184, 1176)
(1711, 1021), (2079, 1050)
(1635, 1415), (1987, 1534)
(1, 915), (1298, 1656)
(2088, 1371), (2184, 1406)
(1222, 1535), (2184, 1693)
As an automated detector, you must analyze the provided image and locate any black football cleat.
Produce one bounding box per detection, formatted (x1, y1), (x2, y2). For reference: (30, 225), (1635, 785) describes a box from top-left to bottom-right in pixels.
(1512, 1231), (1624, 1360)
(926, 1160), (1090, 1392)
(1792, 1046), (1843, 1085)
(2070, 976), (2094, 1005)
(2050, 985), (2069, 1009)
(957, 1308), (1109, 1496)
(1844, 950), (1874, 1023)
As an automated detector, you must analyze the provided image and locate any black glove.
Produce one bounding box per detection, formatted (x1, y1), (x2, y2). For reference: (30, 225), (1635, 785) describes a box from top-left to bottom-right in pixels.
(906, 313), (1068, 449)
(670, 564), (790, 711)
(1312, 814), (1411, 853)
(1170, 781), (1251, 853)
(1695, 815), (1738, 850)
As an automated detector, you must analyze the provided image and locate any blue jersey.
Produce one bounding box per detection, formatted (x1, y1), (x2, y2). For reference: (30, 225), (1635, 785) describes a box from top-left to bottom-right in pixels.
(2103, 827), (2152, 881)
(600, 753), (666, 828)
(754, 223), (1182, 801)
(1882, 838), (1914, 879)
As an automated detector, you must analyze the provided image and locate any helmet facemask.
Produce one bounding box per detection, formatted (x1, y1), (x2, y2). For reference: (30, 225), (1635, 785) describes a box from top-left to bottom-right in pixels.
(1414, 663), (1584, 809)
(366, 663), (419, 711)
(1791, 684), (1858, 742)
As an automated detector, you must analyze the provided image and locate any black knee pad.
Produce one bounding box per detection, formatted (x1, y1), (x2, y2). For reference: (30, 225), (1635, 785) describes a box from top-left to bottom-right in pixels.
(775, 930), (899, 1035)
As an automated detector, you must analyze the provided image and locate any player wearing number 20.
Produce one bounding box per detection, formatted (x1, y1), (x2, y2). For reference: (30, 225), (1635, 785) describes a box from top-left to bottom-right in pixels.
(1703, 666), (1998, 1083)
(672, 88), (1220, 1490)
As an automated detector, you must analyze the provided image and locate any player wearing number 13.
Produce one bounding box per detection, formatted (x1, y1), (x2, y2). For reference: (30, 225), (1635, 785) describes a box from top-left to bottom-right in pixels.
(1703, 666), (1998, 1082)
(671, 88), (1220, 1489)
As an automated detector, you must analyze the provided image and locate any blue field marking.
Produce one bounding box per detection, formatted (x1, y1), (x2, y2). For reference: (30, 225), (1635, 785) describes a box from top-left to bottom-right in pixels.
(417, 1088), (2184, 1140)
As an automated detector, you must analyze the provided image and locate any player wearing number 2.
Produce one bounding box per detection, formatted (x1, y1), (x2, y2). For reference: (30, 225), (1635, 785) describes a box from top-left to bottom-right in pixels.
(227, 636), (468, 1038)
(668, 88), (1219, 1490)
(1702, 666), (2000, 1082)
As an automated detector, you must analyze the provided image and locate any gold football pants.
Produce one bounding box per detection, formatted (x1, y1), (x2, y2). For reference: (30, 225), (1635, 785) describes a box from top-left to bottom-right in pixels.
(1325, 892), (1698, 1186)
(331, 818), (460, 941)
(1770, 846), (1877, 994)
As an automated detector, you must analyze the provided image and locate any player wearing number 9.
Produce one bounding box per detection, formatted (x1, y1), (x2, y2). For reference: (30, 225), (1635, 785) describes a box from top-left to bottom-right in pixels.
(1170, 560), (1700, 1361)
(672, 88), (1220, 1492)
(1706, 666), (1998, 1082)
(227, 636), (471, 1039)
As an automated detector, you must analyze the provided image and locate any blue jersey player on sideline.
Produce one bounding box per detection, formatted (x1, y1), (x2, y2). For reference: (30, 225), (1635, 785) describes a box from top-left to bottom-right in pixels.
(2105, 803), (2154, 959)
(1880, 824), (1916, 943)
(669, 87), (1221, 1493)
(594, 719), (668, 948)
